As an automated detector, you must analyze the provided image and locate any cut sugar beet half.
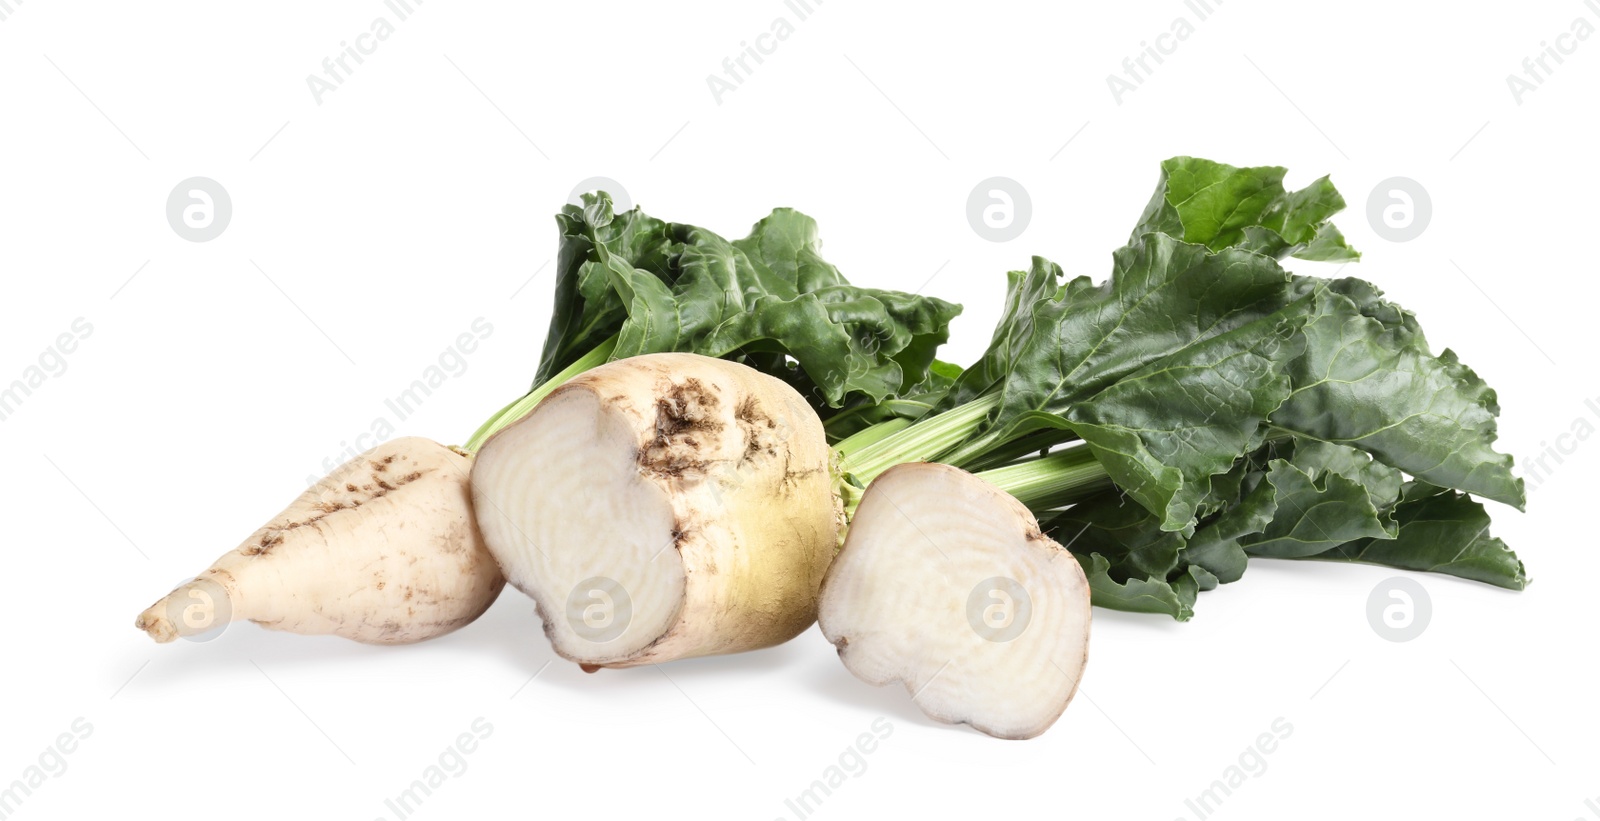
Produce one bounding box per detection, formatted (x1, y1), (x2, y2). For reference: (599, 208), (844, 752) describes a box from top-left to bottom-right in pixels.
(818, 462), (1092, 740)
(471, 352), (841, 669)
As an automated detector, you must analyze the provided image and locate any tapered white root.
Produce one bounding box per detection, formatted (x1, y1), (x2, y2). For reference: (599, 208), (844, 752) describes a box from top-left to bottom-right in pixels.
(135, 437), (505, 644)
(817, 463), (1091, 739)
(472, 353), (841, 668)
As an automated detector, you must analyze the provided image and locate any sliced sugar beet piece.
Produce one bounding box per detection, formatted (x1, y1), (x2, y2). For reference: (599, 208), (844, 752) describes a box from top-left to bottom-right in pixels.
(818, 462), (1091, 739)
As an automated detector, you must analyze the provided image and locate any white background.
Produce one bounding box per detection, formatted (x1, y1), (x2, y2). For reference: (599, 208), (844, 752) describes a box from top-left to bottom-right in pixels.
(2, 1), (1597, 819)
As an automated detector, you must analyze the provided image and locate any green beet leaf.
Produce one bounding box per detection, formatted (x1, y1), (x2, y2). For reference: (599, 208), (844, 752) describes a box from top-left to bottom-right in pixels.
(1301, 481), (1527, 590)
(537, 192), (961, 411)
(1131, 155), (1361, 262)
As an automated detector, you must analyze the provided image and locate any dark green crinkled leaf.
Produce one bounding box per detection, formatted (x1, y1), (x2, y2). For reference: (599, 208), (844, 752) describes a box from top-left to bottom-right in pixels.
(1045, 430), (1523, 619)
(1132, 156), (1361, 262)
(936, 259), (1064, 410)
(942, 239), (1296, 423)
(1052, 489), (1187, 581)
(1054, 496), (1195, 620)
(1183, 455), (1276, 584)
(1074, 436), (1401, 591)
(1074, 552), (1207, 621)
(937, 153), (1368, 458)
(1302, 482), (1528, 590)
(1269, 277), (1526, 510)
(536, 192), (962, 412)
(941, 157), (1524, 619)
(942, 241), (1520, 596)
(536, 196), (673, 385)
(935, 236), (1305, 532)
(1285, 439), (1406, 511)
(1061, 306), (1304, 534)
(1236, 454), (1398, 559)
(1046, 436), (1396, 614)
(1178, 437), (1407, 565)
